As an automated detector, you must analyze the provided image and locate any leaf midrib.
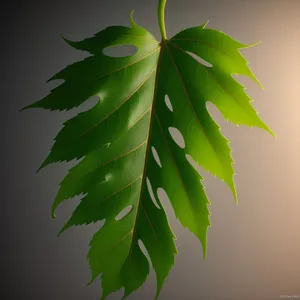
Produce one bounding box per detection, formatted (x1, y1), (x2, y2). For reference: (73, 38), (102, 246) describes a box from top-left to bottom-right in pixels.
(125, 41), (166, 262)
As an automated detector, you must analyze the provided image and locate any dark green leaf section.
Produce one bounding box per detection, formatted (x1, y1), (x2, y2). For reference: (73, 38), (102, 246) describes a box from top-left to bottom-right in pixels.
(23, 13), (274, 300)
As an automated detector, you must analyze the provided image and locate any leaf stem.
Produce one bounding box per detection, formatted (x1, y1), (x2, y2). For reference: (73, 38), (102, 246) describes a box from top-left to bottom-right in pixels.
(158, 0), (167, 41)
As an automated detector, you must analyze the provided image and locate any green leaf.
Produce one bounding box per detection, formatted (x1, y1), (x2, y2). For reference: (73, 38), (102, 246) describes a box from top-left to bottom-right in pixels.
(22, 2), (275, 299)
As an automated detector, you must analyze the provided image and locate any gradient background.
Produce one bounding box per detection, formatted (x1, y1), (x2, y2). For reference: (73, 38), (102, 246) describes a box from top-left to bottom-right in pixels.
(2, 0), (300, 299)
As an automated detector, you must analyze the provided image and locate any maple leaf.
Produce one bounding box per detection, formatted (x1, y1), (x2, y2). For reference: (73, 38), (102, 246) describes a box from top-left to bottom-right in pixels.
(22, 0), (275, 299)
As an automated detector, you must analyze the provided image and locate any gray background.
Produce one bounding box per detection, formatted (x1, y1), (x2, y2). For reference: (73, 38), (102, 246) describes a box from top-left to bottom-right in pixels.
(2, 0), (300, 299)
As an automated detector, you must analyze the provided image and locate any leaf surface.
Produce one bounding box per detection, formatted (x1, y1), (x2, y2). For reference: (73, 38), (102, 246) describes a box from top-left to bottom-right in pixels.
(23, 11), (274, 300)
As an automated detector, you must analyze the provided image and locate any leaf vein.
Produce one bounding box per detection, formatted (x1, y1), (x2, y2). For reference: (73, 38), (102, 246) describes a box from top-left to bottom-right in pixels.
(165, 43), (220, 164)
(123, 34), (158, 42)
(170, 37), (237, 63)
(96, 46), (160, 81)
(101, 175), (143, 205)
(155, 114), (191, 203)
(78, 67), (157, 138)
(95, 140), (147, 171)
(169, 42), (255, 122)
(141, 204), (159, 242)
(111, 229), (134, 250)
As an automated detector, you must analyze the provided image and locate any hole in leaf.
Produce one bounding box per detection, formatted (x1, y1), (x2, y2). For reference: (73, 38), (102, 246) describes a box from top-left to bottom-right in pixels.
(103, 45), (138, 58)
(157, 187), (175, 217)
(168, 127), (185, 149)
(61, 95), (100, 123)
(138, 239), (152, 264)
(186, 51), (212, 68)
(81, 95), (100, 111)
(146, 177), (161, 209)
(186, 154), (201, 175)
(165, 94), (173, 112)
(151, 146), (162, 168)
(115, 205), (133, 221)
(47, 79), (64, 89)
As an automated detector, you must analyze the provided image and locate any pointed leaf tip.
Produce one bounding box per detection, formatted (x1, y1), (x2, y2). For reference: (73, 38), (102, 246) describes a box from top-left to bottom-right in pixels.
(36, 159), (49, 173)
(268, 127), (277, 139)
(51, 209), (56, 219)
(232, 186), (238, 205)
(19, 106), (28, 112)
(260, 122), (276, 139)
(61, 35), (77, 49)
(87, 278), (94, 287)
(259, 82), (265, 90)
(202, 20), (209, 28)
(203, 249), (207, 260)
(202, 241), (207, 260)
(130, 10), (137, 27)
(155, 288), (162, 300)
(20, 102), (37, 112)
(36, 165), (43, 174)
(101, 294), (106, 300)
(246, 40), (262, 48)
(57, 227), (65, 237)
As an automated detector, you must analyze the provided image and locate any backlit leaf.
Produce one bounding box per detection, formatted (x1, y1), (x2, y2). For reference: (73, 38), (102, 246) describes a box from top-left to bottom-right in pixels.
(22, 4), (275, 300)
